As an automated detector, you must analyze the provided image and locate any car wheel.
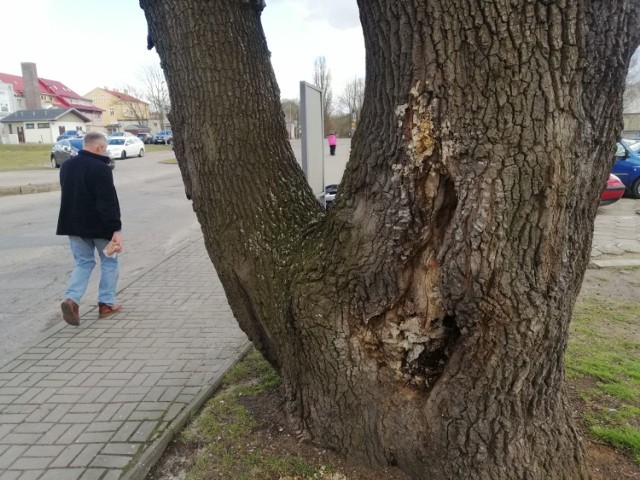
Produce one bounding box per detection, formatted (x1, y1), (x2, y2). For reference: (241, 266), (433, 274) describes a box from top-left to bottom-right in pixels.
(629, 177), (640, 198)
(631, 178), (640, 199)
(138, 149), (144, 157)
(51, 156), (58, 168)
(167, 139), (173, 145)
(120, 151), (127, 160)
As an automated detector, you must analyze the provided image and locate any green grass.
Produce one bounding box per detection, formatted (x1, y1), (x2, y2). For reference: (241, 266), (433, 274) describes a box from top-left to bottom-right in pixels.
(177, 349), (336, 480)
(0, 144), (54, 171)
(144, 144), (174, 153)
(221, 350), (281, 395)
(567, 296), (640, 462)
(590, 426), (640, 462)
(152, 297), (640, 478)
(0, 143), (174, 172)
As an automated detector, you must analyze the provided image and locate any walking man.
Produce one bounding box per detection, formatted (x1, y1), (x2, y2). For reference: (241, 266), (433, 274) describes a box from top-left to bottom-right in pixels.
(56, 131), (123, 326)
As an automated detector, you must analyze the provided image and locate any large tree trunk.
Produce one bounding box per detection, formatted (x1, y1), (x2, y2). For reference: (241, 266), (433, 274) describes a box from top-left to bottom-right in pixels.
(140, 1), (640, 478)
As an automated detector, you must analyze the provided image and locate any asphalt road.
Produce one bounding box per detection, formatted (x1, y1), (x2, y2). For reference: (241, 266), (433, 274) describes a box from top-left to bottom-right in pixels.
(0, 150), (202, 362)
(0, 139), (352, 362)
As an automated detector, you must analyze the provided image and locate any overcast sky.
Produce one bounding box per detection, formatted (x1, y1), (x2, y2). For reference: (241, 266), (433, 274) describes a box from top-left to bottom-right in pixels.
(0, 0), (365, 101)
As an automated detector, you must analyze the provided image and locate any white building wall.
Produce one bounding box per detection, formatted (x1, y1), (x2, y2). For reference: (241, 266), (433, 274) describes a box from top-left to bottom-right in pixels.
(2, 112), (88, 143)
(0, 83), (16, 143)
(49, 112), (90, 141)
(0, 83), (16, 120)
(8, 120), (81, 143)
(23, 122), (55, 143)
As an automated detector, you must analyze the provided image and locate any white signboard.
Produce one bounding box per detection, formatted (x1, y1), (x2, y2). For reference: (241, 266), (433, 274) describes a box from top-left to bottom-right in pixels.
(300, 81), (325, 201)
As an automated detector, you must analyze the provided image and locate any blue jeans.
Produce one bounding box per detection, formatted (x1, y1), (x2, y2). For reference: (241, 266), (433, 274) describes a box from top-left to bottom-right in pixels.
(65, 236), (119, 306)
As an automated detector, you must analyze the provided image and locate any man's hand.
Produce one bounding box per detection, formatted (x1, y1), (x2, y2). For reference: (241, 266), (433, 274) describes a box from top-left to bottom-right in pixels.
(111, 231), (123, 253)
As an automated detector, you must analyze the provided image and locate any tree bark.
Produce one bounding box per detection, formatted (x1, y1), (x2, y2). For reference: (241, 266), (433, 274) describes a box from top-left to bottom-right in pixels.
(140, 1), (640, 478)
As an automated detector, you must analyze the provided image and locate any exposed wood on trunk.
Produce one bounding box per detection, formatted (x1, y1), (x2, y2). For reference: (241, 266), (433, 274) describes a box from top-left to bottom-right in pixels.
(140, 0), (640, 478)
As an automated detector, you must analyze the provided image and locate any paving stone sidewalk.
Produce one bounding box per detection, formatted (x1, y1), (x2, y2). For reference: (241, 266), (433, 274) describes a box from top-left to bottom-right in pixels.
(0, 237), (250, 480)
(591, 198), (640, 267)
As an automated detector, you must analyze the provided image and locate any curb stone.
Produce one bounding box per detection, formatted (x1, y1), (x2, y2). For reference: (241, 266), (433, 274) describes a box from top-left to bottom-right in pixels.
(0, 183), (59, 197)
(589, 258), (640, 269)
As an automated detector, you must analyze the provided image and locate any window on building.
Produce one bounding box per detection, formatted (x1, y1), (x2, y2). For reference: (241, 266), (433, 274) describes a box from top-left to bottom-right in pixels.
(109, 108), (115, 116)
(26, 123), (35, 129)
(37, 123), (49, 129)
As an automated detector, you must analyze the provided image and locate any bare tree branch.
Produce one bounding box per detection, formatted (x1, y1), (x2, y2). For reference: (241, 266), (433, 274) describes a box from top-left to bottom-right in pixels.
(339, 76), (365, 130)
(113, 86), (149, 126)
(312, 56), (334, 133)
(138, 64), (171, 130)
(281, 98), (299, 139)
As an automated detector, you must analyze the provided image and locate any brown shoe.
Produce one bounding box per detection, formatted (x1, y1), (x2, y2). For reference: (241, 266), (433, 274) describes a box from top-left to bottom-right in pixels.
(98, 303), (122, 318)
(61, 299), (80, 326)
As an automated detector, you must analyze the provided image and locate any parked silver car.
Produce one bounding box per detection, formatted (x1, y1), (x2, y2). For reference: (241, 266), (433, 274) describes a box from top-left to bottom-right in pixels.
(153, 130), (173, 144)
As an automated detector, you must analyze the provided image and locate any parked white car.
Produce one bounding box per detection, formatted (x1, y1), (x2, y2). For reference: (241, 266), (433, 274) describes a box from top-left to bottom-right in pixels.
(106, 136), (145, 159)
(108, 131), (135, 138)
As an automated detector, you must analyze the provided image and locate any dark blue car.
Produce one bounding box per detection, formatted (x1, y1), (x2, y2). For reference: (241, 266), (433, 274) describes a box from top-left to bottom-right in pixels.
(612, 139), (640, 198)
(56, 130), (82, 141)
(50, 138), (115, 169)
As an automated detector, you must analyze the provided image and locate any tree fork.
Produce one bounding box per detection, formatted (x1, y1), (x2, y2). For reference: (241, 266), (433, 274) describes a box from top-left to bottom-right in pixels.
(140, 0), (640, 478)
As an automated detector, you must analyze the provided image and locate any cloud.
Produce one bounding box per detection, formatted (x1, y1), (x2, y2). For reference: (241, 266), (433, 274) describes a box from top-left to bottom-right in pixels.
(262, 1), (365, 98)
(267, 0), (360, 30)
(303, 1), (360, 29)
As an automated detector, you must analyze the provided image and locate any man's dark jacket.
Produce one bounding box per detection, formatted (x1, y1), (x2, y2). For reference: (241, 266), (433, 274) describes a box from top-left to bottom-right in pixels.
(56, 150), (121, 240)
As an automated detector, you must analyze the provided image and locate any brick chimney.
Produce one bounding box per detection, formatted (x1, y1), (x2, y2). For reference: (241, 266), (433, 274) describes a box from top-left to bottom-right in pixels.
(21, 62), (41, 110)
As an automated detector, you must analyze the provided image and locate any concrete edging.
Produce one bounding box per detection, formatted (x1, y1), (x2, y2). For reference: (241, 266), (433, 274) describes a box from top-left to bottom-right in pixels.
(589, 258), (640, 268)
(0, 183), (59, 197)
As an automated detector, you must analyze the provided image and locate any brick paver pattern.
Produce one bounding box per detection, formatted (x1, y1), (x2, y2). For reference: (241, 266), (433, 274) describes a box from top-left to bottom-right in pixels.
(0, 238), (249, 480)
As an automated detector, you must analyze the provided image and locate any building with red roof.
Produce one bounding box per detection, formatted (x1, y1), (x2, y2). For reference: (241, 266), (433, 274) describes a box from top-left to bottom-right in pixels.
(0, 64), (104, 137)
(0, 72), (103, 116)
(84, 87), (150, 134)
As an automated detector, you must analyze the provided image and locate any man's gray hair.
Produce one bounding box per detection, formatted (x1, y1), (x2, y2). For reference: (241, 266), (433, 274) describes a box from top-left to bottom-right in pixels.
(83, 131), (107, 148)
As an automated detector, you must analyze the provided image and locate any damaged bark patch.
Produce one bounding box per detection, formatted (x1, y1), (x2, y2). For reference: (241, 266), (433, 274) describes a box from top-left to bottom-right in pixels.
(401, 315), (460, 389)
(396, 81), (437, 169)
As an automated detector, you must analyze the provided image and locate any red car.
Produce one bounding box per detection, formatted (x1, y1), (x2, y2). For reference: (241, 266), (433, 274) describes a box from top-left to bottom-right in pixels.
(600, 173), (625, 207)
